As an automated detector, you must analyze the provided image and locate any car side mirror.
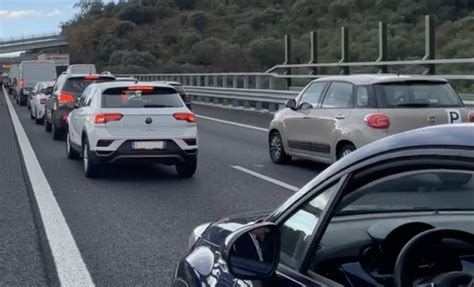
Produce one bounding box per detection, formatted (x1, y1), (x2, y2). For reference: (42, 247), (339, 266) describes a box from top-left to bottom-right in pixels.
(285, 99), (297, 110)
(223, 222), (280, 280)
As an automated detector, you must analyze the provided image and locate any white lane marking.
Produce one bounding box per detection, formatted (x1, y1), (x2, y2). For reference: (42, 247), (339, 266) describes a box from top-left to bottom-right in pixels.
(231, 165), (299, 192)
(196, 115), (268, 132)
(2, 87), (95, 286)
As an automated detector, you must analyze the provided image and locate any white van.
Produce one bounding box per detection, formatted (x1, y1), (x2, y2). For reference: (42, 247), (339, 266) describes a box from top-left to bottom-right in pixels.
(15, 61), (57, 106)
(66, 64), (96, 75)
(8, 64), (20, 94)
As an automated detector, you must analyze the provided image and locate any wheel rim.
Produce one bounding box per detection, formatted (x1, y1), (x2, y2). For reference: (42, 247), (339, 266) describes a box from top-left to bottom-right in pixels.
(270, 134), (282, 159)
(83, 143), (88, 171)
(342, 149), (352, 157)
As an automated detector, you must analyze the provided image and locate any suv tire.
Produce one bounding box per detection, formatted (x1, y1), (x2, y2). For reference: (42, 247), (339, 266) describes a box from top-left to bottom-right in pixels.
(83, 141), (99, 178)
(66, 132), (79, 160)
(52, 122), (64, 141)
(269, 131), (291, 164)
(176, 158), (197, 178)
(44, 117), (52, 132)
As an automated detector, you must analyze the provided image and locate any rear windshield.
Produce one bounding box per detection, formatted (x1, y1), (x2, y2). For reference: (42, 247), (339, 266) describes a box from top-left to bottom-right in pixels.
(70, 65), (96, 74)
(101, 87), (183, 108)
(375, 82), (463, 108)
(22, 63), (56, 82)
(63, 76), (115, 97)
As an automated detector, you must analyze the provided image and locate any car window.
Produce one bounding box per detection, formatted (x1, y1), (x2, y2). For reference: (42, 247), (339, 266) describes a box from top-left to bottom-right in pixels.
(101, 87), (183, 109)
(322, 82), (354, 109)
(279, 184), (338, 269)
(63, 76), (115, 97)
(355, 86), (376, 108)
(298, 82), (327, 109)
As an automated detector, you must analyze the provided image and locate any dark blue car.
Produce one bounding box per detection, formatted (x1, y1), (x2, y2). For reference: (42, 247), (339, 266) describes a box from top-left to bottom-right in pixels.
(173, 124), (474, 287)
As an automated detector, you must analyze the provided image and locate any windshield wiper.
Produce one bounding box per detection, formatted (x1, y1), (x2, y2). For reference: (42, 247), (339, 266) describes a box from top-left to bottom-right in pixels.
(397, 103), (430, 107)
(143, 104), (168, 108)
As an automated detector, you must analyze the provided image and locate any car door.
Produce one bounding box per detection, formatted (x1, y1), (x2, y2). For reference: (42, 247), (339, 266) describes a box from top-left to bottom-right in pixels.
(311, 81), (355, 161)
(282, 81), (328, 156)
(70, 87), (94, 145)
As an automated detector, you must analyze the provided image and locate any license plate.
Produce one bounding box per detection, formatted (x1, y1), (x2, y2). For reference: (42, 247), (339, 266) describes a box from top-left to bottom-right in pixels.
(132, 141), (164, 150)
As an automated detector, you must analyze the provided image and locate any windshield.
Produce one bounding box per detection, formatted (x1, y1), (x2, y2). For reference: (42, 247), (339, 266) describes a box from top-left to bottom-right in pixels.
(69, 65), (96, 74)
(375, 82), (463, 108)
(338, 171), (474, 215)
(101, 87), (183, 108)
(63, 77), (114, 97)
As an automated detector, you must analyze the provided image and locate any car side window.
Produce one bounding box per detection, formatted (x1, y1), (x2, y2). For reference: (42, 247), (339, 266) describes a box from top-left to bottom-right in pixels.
(322, 82), (354, 109)
(298, 82), (327, 110)
(354, 85), (375, 108)
(279, 183), (338, 269)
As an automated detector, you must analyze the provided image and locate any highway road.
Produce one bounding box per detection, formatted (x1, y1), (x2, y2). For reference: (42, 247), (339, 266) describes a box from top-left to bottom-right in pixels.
(0, 90), (326, 286)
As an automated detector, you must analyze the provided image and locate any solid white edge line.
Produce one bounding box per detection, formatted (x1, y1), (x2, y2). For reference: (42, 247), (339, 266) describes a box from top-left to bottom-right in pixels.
(2, 87), (95, 286)
(196, 115), (268, 132)
(231, 165), (299, 192)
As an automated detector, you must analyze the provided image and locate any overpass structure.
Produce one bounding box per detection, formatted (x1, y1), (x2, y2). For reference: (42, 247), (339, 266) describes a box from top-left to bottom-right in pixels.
(0, 33), (68, 54)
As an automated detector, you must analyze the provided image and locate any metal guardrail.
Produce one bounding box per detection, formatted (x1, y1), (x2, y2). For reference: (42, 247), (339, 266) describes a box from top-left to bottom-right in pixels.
(0, 33), (64, 47)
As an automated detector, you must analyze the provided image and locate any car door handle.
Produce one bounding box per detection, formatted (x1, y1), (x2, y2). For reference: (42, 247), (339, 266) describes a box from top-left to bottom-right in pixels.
(335, 115), (345, 120)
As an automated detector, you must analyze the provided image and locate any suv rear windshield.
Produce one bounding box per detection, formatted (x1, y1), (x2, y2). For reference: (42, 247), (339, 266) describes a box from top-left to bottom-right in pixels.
(375, 82), (463, 108)
(63, 76), (115, 97)
(101, 87), (183, 108)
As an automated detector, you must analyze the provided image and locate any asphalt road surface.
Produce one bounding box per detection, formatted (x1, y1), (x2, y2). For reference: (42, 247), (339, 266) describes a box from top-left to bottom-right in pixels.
(0, 91), (327, 286)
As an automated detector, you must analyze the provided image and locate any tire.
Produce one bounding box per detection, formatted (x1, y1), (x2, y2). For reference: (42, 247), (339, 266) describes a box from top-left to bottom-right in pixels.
(66, 132), (79, 160)
(176, 158), (197, 178)
(52, 122), (64, 141)
(30, 109), (35, 120)
(83, 141), (99, 178)
(269, 131), (291, 164)
(337, 143), (356, 160)
(35, 111), (43, 125)
(44, 117), (52, 132)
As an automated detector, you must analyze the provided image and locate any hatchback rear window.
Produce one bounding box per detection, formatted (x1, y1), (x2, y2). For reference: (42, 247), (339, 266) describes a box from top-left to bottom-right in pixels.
(101, 87), (183, 108)
(375, 82), (462, 108)
(63, 76), (115, 97)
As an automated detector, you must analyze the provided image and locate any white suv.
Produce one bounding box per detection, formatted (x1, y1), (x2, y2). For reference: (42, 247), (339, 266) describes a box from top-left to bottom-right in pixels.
(66, 82), (198, 178)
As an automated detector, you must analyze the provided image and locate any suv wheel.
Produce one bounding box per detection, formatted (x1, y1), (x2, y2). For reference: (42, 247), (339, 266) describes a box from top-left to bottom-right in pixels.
(35, 111), (43, 125)
(83, 141), (99, 178)
(337, 143), (356, 160)
(66, 132), (79, 160)
(176, 158), (197, 178)
(44, 116), (52, 132)
(52, 122), (64, 141)
(269, 131), (291, 164)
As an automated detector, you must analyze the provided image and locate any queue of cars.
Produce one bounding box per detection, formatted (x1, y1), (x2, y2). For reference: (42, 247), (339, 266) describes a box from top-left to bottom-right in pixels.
(7, 62), (197, 178)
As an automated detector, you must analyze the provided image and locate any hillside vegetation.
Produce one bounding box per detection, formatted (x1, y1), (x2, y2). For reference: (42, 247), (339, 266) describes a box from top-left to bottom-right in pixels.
(64, 0), (474, 75)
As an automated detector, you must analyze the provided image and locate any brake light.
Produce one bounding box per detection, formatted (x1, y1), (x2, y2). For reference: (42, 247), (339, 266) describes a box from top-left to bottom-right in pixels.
(128, 86), (154, 91)
(63, 114), (68, 121)
(20, 79), (24, 89)
(58, 92), (75, 104)
(84, 75), (99, 80)
(365, 113), (390, 129)
(93, 113), (123, 124)
(173, 112), (196, 123)
(40, 98), (46, 104)
(468, 112), (474, 122)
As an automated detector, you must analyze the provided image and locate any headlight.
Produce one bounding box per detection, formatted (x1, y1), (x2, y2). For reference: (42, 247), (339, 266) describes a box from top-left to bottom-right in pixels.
(188, 223), (211, 249)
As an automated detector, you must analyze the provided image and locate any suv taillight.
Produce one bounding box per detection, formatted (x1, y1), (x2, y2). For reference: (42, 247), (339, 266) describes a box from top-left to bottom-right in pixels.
(173, 112), (196, 123)
(58, 92), (75, 104)
(468, 112), (474, 122)
(93, 113), (123, 124)
(365, 113), (390, 129)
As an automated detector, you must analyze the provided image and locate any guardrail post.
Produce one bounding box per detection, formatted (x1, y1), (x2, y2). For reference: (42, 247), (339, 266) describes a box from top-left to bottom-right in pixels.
(377, 22), (388, 73)
(340, 27), (350, 75)
(233, 75), (238, 88)
(284, 34), (292, 89)
(423, 15), (435, 75)
(196, 76), (201, 86)
(309, 31), (318, 75)
(269, 76), (275, 90)
(243, 75), (249, 89)
(205, 75), (210, 86)
(213, 75), (218, 87)
(222, 75), (228, 88)
(256, 75), (262, 89)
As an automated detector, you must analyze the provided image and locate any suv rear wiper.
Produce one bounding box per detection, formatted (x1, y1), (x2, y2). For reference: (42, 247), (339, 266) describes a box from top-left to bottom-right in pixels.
(397, 103), (430, 107)
(143, 104), (168, 108)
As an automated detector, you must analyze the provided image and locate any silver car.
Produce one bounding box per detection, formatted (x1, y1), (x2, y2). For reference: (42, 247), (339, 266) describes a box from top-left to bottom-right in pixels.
(269, 74), (474, 165)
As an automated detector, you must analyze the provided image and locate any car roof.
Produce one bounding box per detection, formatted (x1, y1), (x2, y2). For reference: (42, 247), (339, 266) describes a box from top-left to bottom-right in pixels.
(88, 81), (175, 92)
(312, 74), (448, 85)
(20, 60), (55, 65)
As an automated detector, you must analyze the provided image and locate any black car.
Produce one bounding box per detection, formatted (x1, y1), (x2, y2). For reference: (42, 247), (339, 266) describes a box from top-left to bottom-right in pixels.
(44, 73), (115, 140)
(173, 124), (474, 287)
(162, 81), (192, 110)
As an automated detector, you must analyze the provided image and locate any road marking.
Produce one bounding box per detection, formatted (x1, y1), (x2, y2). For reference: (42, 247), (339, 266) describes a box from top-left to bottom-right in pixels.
(197, 115), (268, 132)
(2, 87), (95, 286)
(231, 165), (299, 192)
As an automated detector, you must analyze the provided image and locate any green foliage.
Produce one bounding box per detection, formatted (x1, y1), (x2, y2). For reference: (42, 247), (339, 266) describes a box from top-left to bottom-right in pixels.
(65, 0), (474, 74)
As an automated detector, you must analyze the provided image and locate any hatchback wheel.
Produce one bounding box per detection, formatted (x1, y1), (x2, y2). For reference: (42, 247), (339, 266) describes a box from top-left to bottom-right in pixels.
(66, 132), (79, 160)
(176, 159), (197, 178)
(83, 141), (99, 178)
(269, 131), (291, 164)
(337, 143), (356, 160)
(44, 117), (52, 132)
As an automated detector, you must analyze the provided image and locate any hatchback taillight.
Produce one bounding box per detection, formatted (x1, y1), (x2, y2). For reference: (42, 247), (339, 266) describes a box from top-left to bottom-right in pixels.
(365, 113), (390, 129)
(468, 112), (474, 122)
(58, 92), (75, 104)
(93, 113), (123, 124)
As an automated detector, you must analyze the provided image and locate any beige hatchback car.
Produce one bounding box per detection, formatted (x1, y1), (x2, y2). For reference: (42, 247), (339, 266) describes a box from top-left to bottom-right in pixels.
(269, 74), (474, 164)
